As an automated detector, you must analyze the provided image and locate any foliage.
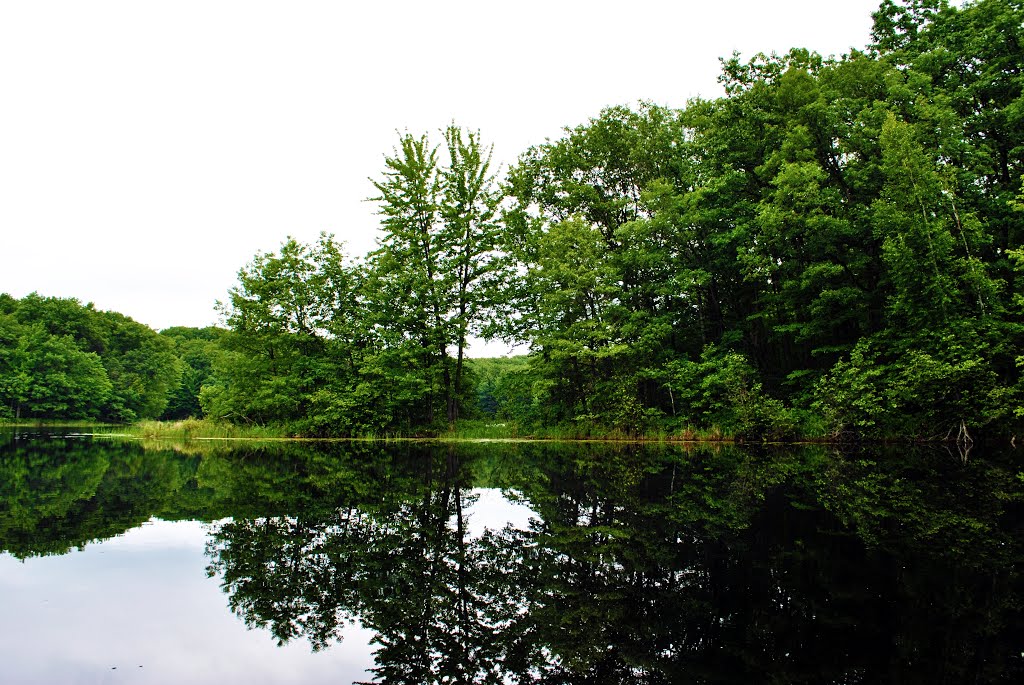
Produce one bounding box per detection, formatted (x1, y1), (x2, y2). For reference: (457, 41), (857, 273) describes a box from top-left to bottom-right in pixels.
(486, 0), (1024, 440)
(0, 294), (180, 422)
(201, 234), (372, 434)
(667, 345), (795, 440)
(819, 322), (1017, 438)
(367, 126), (511, 427)
(159, 326), (226, 420)
(204, 127), (514, 436)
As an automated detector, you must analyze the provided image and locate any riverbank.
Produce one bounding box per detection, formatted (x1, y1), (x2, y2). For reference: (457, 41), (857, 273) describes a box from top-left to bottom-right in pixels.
(83, 418), (763, 443)
(57, 418), (997, 447)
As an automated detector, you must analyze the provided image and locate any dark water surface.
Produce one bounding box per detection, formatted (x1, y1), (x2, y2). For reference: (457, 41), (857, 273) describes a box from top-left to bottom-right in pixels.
(1, 429), (1022, 684)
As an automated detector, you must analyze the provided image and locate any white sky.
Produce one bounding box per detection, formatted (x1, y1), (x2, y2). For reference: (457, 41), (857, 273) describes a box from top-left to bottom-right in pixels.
(0, 0), (884, 346)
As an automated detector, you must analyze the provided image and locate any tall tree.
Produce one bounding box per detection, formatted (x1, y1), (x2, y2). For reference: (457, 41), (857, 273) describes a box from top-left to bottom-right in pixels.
(503, 104), (696, 432)
(439, 126), (507, 423)
(369, 134), (447, 425)
(368, 126), (508, 427)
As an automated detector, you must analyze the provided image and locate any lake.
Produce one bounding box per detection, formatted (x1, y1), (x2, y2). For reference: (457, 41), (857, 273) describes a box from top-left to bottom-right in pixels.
(1, 429), (1022, 683)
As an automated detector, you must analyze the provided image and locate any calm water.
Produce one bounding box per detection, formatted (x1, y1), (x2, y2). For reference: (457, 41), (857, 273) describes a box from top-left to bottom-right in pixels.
(1, 429), (1022, 684)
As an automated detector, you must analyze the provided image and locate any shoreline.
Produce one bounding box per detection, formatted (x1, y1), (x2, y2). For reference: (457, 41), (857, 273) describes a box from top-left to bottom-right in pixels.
(2, 420), (995, 447)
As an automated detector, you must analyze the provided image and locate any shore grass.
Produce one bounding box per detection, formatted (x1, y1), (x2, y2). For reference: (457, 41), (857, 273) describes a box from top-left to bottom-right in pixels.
(96, 419), (293, 441)
(442, 420), (751, 443)
(89, 418), (744, 444)
(79, 418), (944, 446)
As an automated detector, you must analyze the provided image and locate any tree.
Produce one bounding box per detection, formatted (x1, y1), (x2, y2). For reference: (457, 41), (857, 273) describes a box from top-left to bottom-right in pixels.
(159, 327), (227, 420)
(368, 126), (509, 427)
(94, 311), (181, 421)
(503, 104), (697, 431)
(367, 133), (448, 426)
(873, 0), (1024, 269)
(4, 326), (112, 420)
(207, 234), (373, 433)
(1, 293), (178, 421)
(439, 127), (509, 424)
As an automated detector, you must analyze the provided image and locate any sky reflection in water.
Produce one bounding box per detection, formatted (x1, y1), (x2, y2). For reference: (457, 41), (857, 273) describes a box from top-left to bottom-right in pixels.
(0, 519), (373, 684)
(1, 487), (536, 685)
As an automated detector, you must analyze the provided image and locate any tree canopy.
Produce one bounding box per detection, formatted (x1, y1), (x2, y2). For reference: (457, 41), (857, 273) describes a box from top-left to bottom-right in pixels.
(0, 293), (181, 422)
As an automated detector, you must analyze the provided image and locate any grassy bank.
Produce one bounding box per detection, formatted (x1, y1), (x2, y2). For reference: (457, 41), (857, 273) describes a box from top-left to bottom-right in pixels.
(443, 420), (743, 442)
(88, 418), (743, 444)
(97, 419), (294, 441)
(83, 418), (987, 446)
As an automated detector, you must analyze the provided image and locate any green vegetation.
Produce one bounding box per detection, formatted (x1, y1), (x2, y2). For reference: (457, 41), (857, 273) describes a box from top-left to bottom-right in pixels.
(4, 1), (1024, 441)
(0, 293), (181, 422)
(100, 419), (293, 441)
(159, 326), (225, 420)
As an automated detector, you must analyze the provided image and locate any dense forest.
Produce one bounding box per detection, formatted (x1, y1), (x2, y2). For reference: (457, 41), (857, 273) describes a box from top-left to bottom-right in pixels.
(2, 0), (1023, 440)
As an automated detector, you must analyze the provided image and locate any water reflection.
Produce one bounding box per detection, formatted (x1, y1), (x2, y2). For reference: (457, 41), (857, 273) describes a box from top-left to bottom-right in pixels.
(0, 518), (371, 684)
(1, 432), (1022, 683)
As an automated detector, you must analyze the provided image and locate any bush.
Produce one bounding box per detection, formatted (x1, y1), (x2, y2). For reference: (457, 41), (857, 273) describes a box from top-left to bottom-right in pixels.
(667, 345), (794, 440)
(814, 330), (1007, 439)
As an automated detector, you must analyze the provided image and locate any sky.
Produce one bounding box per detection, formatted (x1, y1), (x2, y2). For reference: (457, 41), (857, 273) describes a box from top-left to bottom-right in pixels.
(0, 0), (886, 346)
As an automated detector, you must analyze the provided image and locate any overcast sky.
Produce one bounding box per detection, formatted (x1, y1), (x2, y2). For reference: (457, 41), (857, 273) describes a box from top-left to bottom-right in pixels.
(1, 0), (885, 343)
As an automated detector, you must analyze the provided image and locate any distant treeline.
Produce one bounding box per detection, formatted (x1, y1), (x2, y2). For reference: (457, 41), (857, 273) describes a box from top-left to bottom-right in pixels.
(4, 0), (1023, 440)
(0, 293), (220, 422)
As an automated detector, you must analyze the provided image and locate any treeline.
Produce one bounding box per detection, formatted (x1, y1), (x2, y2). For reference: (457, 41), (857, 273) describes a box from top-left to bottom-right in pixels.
(0, 293), (224, 422)
(205, 0), (1024, 439)
(0, 293), (175, 421)
(4, 0), (1024, 439)
(493, 0), (1024, 440)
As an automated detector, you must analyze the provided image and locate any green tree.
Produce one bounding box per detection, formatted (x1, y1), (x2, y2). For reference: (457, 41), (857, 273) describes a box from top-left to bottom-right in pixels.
(439, 127), (509, 423)
(368, 132), (449, 427)
(872, 0), (1024, 289)
(3, 326), (112, 420)
(207, 234), (372, 434)
(2, 293), (181, 421)
(94, 310), (181, 421)
(504, 104), (696, 432)
(0, 313), (24, 419)
(159, 326), (227, 419)
(368, 126), (509, 428)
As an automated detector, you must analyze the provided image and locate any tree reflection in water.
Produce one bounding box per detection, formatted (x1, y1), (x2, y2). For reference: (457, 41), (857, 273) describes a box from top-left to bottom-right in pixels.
(203, 441), (1024, 684)
(2, 434), (1020, 682)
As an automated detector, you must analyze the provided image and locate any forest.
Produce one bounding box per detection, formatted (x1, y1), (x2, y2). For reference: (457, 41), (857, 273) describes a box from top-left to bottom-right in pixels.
(2, 0), (1023, 441)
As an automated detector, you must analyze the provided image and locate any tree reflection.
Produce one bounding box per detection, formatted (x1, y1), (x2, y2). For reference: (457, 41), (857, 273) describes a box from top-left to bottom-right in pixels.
(205, 445), (509, 682)
(4, 433), (1021, 683)
(204, 442), (1023, 684)
(0, 433), (195, 557)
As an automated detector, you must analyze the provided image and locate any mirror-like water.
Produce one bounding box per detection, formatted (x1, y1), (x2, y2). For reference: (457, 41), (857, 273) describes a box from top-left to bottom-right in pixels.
(1, 429), (1022, 684)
